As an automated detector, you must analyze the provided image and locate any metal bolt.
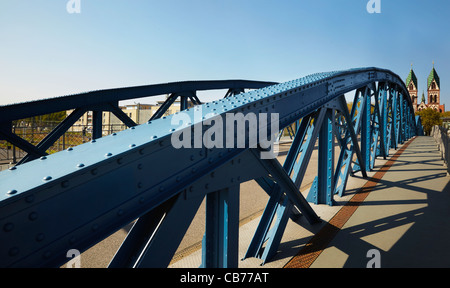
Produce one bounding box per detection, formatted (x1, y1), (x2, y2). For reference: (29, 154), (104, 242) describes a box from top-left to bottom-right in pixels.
(3, 223), (14, 232)
(29, 212), (38, 221)
(61, 180), (70, 188)
(36, 233), (45, 242)
(26, 195), (35, 203)
(7, 190), (17, 195)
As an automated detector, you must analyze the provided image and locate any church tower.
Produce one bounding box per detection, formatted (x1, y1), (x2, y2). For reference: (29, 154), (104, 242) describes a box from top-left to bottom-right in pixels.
(406, 63), (445, 113)
(406, 67), (418, 112)
(427, 63), (443, 112)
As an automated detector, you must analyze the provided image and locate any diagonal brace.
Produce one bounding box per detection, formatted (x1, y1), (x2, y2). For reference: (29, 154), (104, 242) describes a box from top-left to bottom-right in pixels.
(249, 148), (320, 225)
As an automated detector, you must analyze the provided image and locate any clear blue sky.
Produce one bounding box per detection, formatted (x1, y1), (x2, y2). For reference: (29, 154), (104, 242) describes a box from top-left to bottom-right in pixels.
(1, 0), (449, 108)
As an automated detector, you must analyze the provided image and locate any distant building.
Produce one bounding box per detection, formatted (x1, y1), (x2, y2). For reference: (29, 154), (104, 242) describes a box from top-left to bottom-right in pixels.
(66, 95), (193, 134)
(406, 64), (445, 113)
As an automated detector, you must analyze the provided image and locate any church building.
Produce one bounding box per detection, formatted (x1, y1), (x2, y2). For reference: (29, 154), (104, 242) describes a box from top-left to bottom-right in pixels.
(406, 64), (445, 113)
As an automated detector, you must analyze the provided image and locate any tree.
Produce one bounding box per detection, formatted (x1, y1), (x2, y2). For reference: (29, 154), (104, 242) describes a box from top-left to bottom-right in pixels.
(13, 111), (67, 128)
(415, 108), (442, 135)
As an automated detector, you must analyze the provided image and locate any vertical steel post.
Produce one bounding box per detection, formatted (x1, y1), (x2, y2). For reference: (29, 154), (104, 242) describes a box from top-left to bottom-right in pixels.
(380, 83), (388, 158)
(402, 97), (408, 141)
(360, 86), (372, 173)
(370, 83), (382, 169)
(92, 110), (103, 140)
(398, 93), (404, 145)
(390, 87), (398, 149)
(201, 186), (240, 268)
(180, 95), (189, 111)
(405, 101), (410, 139)
(307, 108), (334, 206)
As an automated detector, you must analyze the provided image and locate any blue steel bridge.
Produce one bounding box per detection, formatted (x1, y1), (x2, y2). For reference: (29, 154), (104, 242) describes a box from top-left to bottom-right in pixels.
(0, 67), (430, 268)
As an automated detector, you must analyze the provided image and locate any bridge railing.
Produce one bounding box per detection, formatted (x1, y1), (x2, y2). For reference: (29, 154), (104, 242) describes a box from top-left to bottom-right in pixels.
(431, 125), (450, 174)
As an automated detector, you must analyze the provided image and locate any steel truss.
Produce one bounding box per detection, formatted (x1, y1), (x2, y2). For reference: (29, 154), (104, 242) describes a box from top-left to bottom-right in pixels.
(0, 80), (276, 164)
(0, 68), (422, 267)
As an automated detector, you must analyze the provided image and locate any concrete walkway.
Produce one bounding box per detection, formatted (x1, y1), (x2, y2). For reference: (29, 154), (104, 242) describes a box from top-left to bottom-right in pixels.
(170, 136), (450, 268)
(308, 136), (450, 268)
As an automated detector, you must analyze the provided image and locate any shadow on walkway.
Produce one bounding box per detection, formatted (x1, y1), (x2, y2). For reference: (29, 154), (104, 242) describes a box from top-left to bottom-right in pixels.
(278, 136), (450, 268)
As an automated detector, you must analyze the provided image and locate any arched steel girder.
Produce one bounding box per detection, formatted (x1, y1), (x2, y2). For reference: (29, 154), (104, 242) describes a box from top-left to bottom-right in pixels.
(0, 80), (276, 164)
(0, 68), (421, 268)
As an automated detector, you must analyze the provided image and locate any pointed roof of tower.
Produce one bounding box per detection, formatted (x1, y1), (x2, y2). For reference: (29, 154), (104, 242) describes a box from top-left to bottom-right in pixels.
(406, 68), (418, 89)
(428, 64), (440, 89)
(421, 91), (426, 103)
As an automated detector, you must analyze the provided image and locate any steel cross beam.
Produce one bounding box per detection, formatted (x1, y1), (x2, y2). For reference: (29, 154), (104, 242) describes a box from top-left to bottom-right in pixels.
(1, 80), (276, 166)
(0, 68), (418, 268)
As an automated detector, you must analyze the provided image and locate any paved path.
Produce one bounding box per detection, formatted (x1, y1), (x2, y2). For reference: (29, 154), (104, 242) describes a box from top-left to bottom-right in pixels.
(306, 136), (450, 268)
(171, 136), (450, 268)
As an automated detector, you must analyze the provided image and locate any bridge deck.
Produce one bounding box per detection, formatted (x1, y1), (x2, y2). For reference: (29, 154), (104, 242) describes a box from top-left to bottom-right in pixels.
(170, 136), (450, 268)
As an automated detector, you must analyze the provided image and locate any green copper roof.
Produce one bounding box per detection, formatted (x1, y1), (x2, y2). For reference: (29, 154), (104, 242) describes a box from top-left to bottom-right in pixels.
(406, 69), (418, 89)
(421, 91), (426, 103)
(428, 67), (440, 89)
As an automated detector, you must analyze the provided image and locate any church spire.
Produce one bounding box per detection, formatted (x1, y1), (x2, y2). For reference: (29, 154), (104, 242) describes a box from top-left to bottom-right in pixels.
(428, 62), (440, 89)
(406, 67), (418, 90)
